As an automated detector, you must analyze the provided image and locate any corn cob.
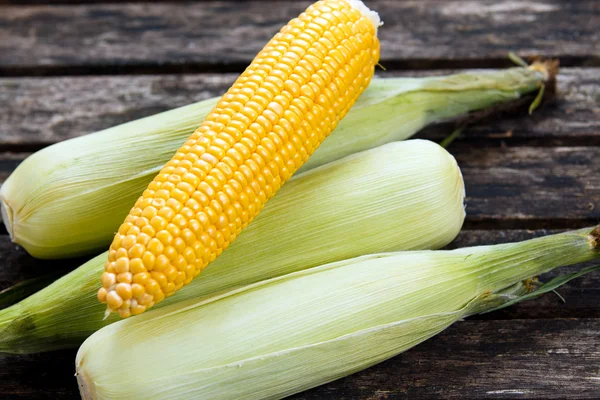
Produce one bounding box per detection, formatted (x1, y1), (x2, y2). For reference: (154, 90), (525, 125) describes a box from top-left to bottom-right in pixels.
(76, 227), (600, 400)
(0, 140), (465, 353)
(0, 65), (551, 260)
(98, 0), (381, 317)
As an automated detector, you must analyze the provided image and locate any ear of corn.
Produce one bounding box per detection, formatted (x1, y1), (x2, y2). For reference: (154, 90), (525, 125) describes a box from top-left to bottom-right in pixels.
(99, 0), (382, 317)
(0, 140), (465, 353)
(75, 227), (600, 400)
(0, 65), (548, 260)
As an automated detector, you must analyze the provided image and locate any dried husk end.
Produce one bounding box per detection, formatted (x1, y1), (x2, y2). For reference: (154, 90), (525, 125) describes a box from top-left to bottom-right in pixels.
(76, 364), (96, 400)
(527, 58), (559, 114)
(0, 196), (14, 241)
(589, 225), (600, 250)
(528, 58), (559, 94)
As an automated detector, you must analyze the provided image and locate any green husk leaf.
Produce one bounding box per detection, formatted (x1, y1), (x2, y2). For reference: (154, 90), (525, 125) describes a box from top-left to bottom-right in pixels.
(483, 264), (600, 314)
(508, 52), (529, 68)
(0, 273), (63, 308)
(529, 83), (545, 114)
(440, 126), (464, 149)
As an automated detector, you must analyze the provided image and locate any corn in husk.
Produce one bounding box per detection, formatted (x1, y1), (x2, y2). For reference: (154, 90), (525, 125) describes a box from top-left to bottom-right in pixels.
(0, 140), (465, 353)
(75, 227), (600, 400)
(0, 65), (550, 259)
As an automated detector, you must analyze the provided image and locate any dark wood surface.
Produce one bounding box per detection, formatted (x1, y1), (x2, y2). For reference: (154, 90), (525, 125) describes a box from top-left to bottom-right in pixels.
(0, 0), (598, 76)
(1, 0), (599, 398)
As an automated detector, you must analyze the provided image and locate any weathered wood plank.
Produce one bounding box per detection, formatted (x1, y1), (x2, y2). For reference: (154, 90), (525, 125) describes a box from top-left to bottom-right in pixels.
(0, 1), (598, 74)
(453, 145), (600, 225)
(0, 68), (596, 147)
(0, 236), (85, 291)
(0, 348), (78, 399)
(2, 319), (600, 399)
(3, 146), (600, 223)
(0, 0), (197, 3)
(0, 153), (23, 181)
(0, 74), (237, 146)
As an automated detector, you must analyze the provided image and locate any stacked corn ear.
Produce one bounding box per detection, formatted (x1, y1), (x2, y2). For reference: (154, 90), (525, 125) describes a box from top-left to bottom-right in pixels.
(0, 139), (465, 353)
(0, 65), (549, 260)
(98, 0), (386, 318)
(76, 227), (600, 400)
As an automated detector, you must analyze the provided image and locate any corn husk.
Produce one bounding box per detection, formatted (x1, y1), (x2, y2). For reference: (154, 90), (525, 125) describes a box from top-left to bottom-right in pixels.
(0, 139), (465, 353)
(75, 227), (600, 400)
(0, 65), (550, 259)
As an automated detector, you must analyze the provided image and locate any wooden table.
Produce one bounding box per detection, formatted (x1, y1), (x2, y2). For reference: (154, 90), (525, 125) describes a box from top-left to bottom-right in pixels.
(1, 0), (599, 398)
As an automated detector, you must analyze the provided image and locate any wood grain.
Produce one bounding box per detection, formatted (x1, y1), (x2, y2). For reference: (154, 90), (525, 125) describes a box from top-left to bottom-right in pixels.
(0, 68), (597, 147)
(0, 1), (598, 75)
(2, 319), (600, 399)
(0, 0), (295, 3)
(0, 153), (24, 180)
(0, 74), (236, 147)
(455, 145), (600, 225)
(0, 237), (85, 291)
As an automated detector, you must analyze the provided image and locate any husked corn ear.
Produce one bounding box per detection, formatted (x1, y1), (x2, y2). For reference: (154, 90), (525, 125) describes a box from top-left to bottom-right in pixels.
(77, 227), (600, 400)
(99, 0), (381, 317)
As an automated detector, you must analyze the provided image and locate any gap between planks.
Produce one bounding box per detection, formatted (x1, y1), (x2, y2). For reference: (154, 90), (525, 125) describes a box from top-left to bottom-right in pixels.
(0, 0), (598, 76)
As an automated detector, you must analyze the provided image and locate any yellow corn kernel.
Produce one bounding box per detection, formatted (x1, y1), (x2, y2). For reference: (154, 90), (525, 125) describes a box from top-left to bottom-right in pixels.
(106, 291), (123, 310)
(99, 0), (380, 317)
(115, 283), (133, 300)
(96, 287), (107, 303)
(131, 283), (145, 298)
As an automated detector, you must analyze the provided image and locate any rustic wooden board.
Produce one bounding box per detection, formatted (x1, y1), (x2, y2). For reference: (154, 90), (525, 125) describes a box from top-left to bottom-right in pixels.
(2, 319), (600, 399)
(0, 1), (598, 75)
(0, 1), (598, 397)
(0, 237), (85, 290)
(0, 153), (23, 180)
(3, 146), (600, 223)
(454, 145), (600, 226)
(0, 68), (596, 147)
(0, 74), (236, 147)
